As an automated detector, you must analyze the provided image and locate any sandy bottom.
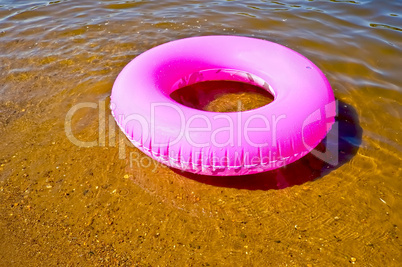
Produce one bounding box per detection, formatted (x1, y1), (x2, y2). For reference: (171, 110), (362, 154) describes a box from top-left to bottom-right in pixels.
(1, 0), (401, 265)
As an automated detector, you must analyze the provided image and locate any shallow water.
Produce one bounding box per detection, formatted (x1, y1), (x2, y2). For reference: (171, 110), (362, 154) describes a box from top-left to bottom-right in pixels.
(0, 0), (401, 266)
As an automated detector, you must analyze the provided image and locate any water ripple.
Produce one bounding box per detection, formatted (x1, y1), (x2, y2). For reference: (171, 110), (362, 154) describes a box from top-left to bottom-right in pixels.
(0, 0), (401, 265)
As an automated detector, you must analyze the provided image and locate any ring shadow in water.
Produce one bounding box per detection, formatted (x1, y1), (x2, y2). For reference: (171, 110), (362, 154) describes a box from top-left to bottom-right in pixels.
(171, 100), (362, 190)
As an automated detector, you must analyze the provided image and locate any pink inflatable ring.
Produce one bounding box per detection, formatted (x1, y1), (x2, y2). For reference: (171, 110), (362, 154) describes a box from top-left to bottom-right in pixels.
(111, 36), (336, 176)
